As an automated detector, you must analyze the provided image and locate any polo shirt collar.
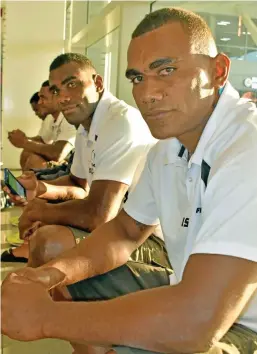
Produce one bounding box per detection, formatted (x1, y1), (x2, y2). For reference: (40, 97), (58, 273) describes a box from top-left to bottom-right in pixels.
(77, 91), (114, 139)
(88, 90), (114, 142)
(53, 112), (64, 126)
(189, 82), (240, 167)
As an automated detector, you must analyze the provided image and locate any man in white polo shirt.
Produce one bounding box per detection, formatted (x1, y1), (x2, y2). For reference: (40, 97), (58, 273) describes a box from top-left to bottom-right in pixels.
(8, 80), (76, 171)
(4, 53), (168, 274)
(2, 9), (257, 354)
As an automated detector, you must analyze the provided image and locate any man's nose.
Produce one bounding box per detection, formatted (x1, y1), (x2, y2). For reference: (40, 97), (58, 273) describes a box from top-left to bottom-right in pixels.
(139, 79), (164, 105)
(58, 91), (71, 105)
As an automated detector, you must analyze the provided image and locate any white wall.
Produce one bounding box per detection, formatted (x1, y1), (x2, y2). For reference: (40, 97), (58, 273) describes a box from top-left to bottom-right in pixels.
(2, 1), (65, 169)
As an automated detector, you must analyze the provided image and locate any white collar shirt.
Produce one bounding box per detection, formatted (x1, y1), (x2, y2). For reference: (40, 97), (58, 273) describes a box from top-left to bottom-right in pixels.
(71, 90), (157, 190)
(39, 112), (76, 146)
(124, 82), (257, 332)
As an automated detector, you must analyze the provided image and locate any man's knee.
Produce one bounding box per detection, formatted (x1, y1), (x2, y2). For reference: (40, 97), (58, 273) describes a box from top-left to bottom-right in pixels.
(29, 225), (75, 266)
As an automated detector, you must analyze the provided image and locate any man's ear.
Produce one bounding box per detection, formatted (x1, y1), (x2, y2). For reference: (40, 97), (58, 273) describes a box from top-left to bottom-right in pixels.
(212, 53), (231, 89)
(93, 74), (104, 93)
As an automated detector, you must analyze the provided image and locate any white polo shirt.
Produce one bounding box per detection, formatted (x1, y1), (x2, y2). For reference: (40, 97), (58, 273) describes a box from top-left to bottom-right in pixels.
(38, 113), (76, 146)
(124, 82), (257, 333)
(71, 90), (157, 196)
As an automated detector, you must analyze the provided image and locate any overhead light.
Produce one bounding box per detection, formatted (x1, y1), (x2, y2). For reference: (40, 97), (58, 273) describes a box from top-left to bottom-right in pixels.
(242, 31), (251, 35)
(217, 21), (231, 26)
(220, 37), (231, 41)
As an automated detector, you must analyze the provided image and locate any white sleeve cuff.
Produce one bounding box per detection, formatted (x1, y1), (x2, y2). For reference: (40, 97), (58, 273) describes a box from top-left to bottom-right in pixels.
(123, 205), (159, 226)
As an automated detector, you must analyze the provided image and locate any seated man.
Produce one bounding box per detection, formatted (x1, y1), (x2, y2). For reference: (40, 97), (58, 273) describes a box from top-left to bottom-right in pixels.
(8, 80), (76, 171)
(12, 91), (47, 170)
(2, 53), (167, 275)
(2, 8), (257, 354)
(29, 91), (47, 121)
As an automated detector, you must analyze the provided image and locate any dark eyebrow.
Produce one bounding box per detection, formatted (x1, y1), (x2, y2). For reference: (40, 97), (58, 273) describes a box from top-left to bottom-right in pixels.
(49, 76), (77, 92)
(49, 85), (58, 93)
(126, 57), (178, 79)
(125, 69), (142, 79)
(149, 57), (177, 70)
(61, 76), (77, 85)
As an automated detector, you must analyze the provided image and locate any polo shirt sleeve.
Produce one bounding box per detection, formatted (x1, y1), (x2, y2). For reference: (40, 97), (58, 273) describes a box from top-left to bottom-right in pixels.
(92, 110), (153, 186)
(123, 153), (159, 226)
(192, 146), (257, 262)
(37, 121), (44, 137)
(56, 118), (76, 146)
(39, 116), (54, 144)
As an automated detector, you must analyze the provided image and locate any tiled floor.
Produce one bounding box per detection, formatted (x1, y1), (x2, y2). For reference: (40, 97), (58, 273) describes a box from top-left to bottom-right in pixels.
(1, 206), (72, 354)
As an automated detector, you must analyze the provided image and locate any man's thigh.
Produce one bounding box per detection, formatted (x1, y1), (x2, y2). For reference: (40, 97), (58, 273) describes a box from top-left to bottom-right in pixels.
(67, 260), (170, 301)
(67, 226), (172, 301)
(69, 227), (172, 270)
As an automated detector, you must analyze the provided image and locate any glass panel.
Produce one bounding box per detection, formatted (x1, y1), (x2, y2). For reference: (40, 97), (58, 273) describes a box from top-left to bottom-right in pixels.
(72, 1), (89, 36)
(86, 28), (119, 95)
(88, 0), (110, 22)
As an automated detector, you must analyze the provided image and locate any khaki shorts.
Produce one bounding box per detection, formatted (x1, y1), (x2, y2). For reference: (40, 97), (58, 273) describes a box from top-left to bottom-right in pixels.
(67, 227), (257, 354)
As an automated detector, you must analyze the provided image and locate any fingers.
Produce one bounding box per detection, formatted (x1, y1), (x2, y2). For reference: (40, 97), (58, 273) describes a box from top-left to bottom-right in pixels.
(7, 273), (33, 285)
(2, 185), (10, 194)
(3, 190), (27, 206)
(21, 221), (43, 240)
(3, 186), (27, 206)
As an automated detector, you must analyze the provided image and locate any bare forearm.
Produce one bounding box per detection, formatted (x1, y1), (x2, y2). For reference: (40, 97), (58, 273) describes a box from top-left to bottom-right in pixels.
(45, 285), (200, 353)
(41, 219), (137, 285)
(37, 176), (87, 201)
(23, 140), (60, 161)
(27, 136), (44, 143)
(39, 199), (98, 228)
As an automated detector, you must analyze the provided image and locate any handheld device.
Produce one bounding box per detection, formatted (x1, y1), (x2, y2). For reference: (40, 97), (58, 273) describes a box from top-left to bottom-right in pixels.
(3, 168), (26, 198)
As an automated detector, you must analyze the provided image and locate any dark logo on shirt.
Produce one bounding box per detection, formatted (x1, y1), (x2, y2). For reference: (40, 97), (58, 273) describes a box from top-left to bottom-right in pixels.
(196, 207), (202, 214)
(181, 217), (190, 227)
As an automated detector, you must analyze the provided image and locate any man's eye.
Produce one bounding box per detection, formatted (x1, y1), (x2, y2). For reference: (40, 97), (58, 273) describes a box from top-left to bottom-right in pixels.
(130, 76), (143, 84)
(67, 82), (76, 88)
(159, 67), (175, 76)
(52, 90), (59, 96)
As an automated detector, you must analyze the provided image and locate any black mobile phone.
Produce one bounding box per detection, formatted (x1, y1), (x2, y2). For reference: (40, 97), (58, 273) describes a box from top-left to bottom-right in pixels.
(3, 168), (26, 199)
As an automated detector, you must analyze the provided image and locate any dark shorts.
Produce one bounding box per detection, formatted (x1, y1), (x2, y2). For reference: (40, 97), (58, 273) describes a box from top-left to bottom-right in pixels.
(67, 227), (257, 354)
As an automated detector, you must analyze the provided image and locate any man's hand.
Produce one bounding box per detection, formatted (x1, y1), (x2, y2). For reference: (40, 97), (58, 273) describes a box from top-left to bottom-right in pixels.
(1, 272), (53, 341)
(8, 129), (28, 148)
(2, 171), (39, 206)
(3, 267), (66, 290)
(18, 199), (48, 239)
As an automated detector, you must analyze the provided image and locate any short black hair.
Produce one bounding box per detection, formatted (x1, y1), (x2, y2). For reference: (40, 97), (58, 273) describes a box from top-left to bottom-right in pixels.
(49, 53), (96, 72)
(30, 92), (39, 104)
(42, 80), (49, 87)
(132, 7), (217, 56)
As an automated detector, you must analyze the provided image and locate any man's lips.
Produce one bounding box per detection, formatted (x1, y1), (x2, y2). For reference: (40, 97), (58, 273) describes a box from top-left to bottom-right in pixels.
(144, 110), (171, 119)
(62, 104), (78, 114)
